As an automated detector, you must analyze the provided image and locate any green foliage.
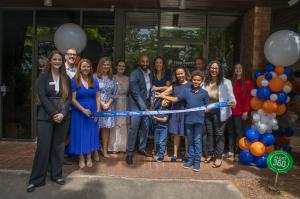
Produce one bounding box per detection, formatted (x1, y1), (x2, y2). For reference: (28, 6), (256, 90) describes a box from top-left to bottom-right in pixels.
(125, 28), (158, 71)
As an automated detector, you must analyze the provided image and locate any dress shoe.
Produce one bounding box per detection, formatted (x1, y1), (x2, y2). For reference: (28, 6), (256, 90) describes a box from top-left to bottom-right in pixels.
(138, 150), (153, 157)
(26, 184), (36, 193)
(126, 155), (133, 165)
(51, 178), (65, 185)
(26, 182), (45, 193)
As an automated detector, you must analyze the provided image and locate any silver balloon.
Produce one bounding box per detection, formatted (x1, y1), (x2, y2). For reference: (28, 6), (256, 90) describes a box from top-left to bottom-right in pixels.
(54, 23), (87, 54)
(264, 30), (300, 66)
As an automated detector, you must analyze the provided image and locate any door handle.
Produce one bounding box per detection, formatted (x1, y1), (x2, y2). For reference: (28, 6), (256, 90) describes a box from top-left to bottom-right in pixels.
(0, 84), (9, 96)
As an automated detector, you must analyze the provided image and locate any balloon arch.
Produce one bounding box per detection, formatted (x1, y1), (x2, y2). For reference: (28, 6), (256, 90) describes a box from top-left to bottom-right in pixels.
(239, 30), (300, 168)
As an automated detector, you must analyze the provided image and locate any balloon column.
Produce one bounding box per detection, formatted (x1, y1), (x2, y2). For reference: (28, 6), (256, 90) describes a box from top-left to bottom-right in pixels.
(239, 30), (300, 168)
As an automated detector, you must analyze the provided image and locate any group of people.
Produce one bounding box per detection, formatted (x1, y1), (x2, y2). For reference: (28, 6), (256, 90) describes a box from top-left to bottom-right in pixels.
(26, 48), (253, 192)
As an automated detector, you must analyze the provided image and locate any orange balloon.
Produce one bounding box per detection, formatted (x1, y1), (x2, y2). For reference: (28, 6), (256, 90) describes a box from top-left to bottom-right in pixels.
(265, 145), (275, 154)
(250, 142), (266, 157)
(256, 75), (265, 87)
(275, 66), (284, 75)
(269, 77), (284, 92)
(263, 100), (278, 114)
(277, 136), (290, 147)
(239, 137), (252, 150)
(276, 104), (287, 115)
(250, 96), (263, 110)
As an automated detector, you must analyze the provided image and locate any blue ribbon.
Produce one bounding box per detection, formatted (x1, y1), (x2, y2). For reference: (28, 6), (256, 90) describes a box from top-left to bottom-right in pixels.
(92, 101), (229, 117)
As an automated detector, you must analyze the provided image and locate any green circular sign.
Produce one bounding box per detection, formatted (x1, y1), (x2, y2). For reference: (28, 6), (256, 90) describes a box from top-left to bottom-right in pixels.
(267, 150), (293, 173)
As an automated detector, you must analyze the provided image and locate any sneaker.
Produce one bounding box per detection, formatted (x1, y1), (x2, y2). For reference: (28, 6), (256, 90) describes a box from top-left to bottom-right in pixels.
(193, 163), (200, 172)
(156, 157), (164, 163)
(182, 161), (193, 169)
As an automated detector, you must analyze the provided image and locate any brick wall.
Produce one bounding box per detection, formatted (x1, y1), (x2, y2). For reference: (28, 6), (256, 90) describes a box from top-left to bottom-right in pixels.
(242, 6), (271, 80)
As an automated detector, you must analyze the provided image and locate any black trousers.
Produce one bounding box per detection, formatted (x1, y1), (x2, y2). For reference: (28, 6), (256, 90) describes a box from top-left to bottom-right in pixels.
(204, 110), (226, 159)
(227, 115), (244, 154)
(29, 118), (69, 185)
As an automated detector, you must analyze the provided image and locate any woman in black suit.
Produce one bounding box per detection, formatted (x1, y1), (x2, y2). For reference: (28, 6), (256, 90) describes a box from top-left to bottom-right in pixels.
(27, 50), (71, 193)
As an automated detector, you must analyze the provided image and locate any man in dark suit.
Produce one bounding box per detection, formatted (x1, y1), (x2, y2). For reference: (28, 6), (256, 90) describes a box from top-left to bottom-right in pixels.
(126, 54), (153, 165)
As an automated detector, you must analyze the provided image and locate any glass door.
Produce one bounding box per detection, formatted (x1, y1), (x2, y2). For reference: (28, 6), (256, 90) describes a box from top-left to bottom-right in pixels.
(159, 12), (206, 71)
(0, 11), (33, 139)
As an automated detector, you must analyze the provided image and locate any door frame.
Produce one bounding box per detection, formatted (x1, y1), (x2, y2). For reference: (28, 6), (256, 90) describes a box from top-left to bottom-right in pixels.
(0, 9), (3, 139)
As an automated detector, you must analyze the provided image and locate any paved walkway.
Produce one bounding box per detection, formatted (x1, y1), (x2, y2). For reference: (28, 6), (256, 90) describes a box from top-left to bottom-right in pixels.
(0, 171), (244, 199)
(0, 141), (300, 199)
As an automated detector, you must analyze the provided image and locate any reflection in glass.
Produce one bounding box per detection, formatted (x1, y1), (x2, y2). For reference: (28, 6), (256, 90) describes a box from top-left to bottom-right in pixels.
(208, 16), (240, 78)
(2, 11), (33, 139)
(125, 12), (159, 71)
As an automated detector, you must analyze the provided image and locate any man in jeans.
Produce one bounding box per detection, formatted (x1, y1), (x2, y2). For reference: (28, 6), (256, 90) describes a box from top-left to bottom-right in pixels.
(126, 54), (153, 165)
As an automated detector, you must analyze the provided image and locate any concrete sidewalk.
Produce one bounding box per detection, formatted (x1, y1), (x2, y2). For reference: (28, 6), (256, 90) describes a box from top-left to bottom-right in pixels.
(0, 170), (244, 199)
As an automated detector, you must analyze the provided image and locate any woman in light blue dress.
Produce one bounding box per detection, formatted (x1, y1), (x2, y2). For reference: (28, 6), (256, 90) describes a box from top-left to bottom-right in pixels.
(94, 57), (118, 158)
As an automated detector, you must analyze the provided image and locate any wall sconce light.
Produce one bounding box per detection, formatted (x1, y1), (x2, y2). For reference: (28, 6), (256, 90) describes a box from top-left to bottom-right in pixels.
(44, 0), (52, 7)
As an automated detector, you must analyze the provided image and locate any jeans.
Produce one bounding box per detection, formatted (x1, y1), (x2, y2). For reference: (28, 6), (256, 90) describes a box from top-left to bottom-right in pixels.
(227, 116), (244, 154)
(185, 123), (204, 166)
(154, 125), (168, 159)
(127, 116), (149, 156)
(205, 110), (226, 159)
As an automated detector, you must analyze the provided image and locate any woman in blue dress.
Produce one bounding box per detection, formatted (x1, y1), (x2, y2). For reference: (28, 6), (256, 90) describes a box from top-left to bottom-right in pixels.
(151, 56), (172, 92)
(151, 56), (172, 154)
(94, 57), (118, 158)
(69, 59), (101, 169)
(158, 66), (191, 162)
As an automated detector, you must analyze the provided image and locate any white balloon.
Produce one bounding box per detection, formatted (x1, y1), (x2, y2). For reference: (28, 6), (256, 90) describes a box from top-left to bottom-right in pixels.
(253, 113), (260, 122)
(261, 116), (269, 124)
(269, 118), (278, 127)
(54, 23), (87, 53)
(279, 74), (288, 81)
(258, 109), (265, 116)
(264, 30), (300, 66)
(283, 85), (292, 93)
(259, 123), (268, 134)
(269, 113), (277, 119)
(270, 94), (278, 101)
(273, 125), (279, 130)
(261, 80), (269, 87)
(251, 89), (257, 97)
(286, 96), (291, 103)
(270, 72), (277, 77)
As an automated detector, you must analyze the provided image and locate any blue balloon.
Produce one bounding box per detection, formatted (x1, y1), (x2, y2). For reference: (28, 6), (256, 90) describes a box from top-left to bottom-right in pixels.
(257, 86), (272, 100)
(285, 127), (294, 137)
(277, 92), (288, 104)
(284, 67), (293, 77)
(255, 70), (264, 79)
(240, 150), (254, 165)
(265, 72), (273, 81)
(261, 133), (275, 146)
(245, 128), (260, 142)
(254, 154), (268, 168)
(266, 63), (275, 72)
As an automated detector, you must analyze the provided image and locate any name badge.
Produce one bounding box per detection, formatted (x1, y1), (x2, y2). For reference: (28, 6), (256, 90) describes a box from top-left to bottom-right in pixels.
(49, 82), (55, 85)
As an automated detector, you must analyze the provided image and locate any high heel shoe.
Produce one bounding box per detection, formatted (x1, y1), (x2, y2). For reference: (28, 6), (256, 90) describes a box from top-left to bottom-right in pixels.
(93, 151), (100, 161)
(86, 155), (93, 167)
(79, 155), (85, 169)
(26, 184), (36, 193)
(212, 159), (222, 168)
(204, 156), (214, 164)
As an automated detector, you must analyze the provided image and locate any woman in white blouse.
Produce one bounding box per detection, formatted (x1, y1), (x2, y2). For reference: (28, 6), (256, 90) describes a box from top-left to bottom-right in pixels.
(203, 61), (236, 168)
